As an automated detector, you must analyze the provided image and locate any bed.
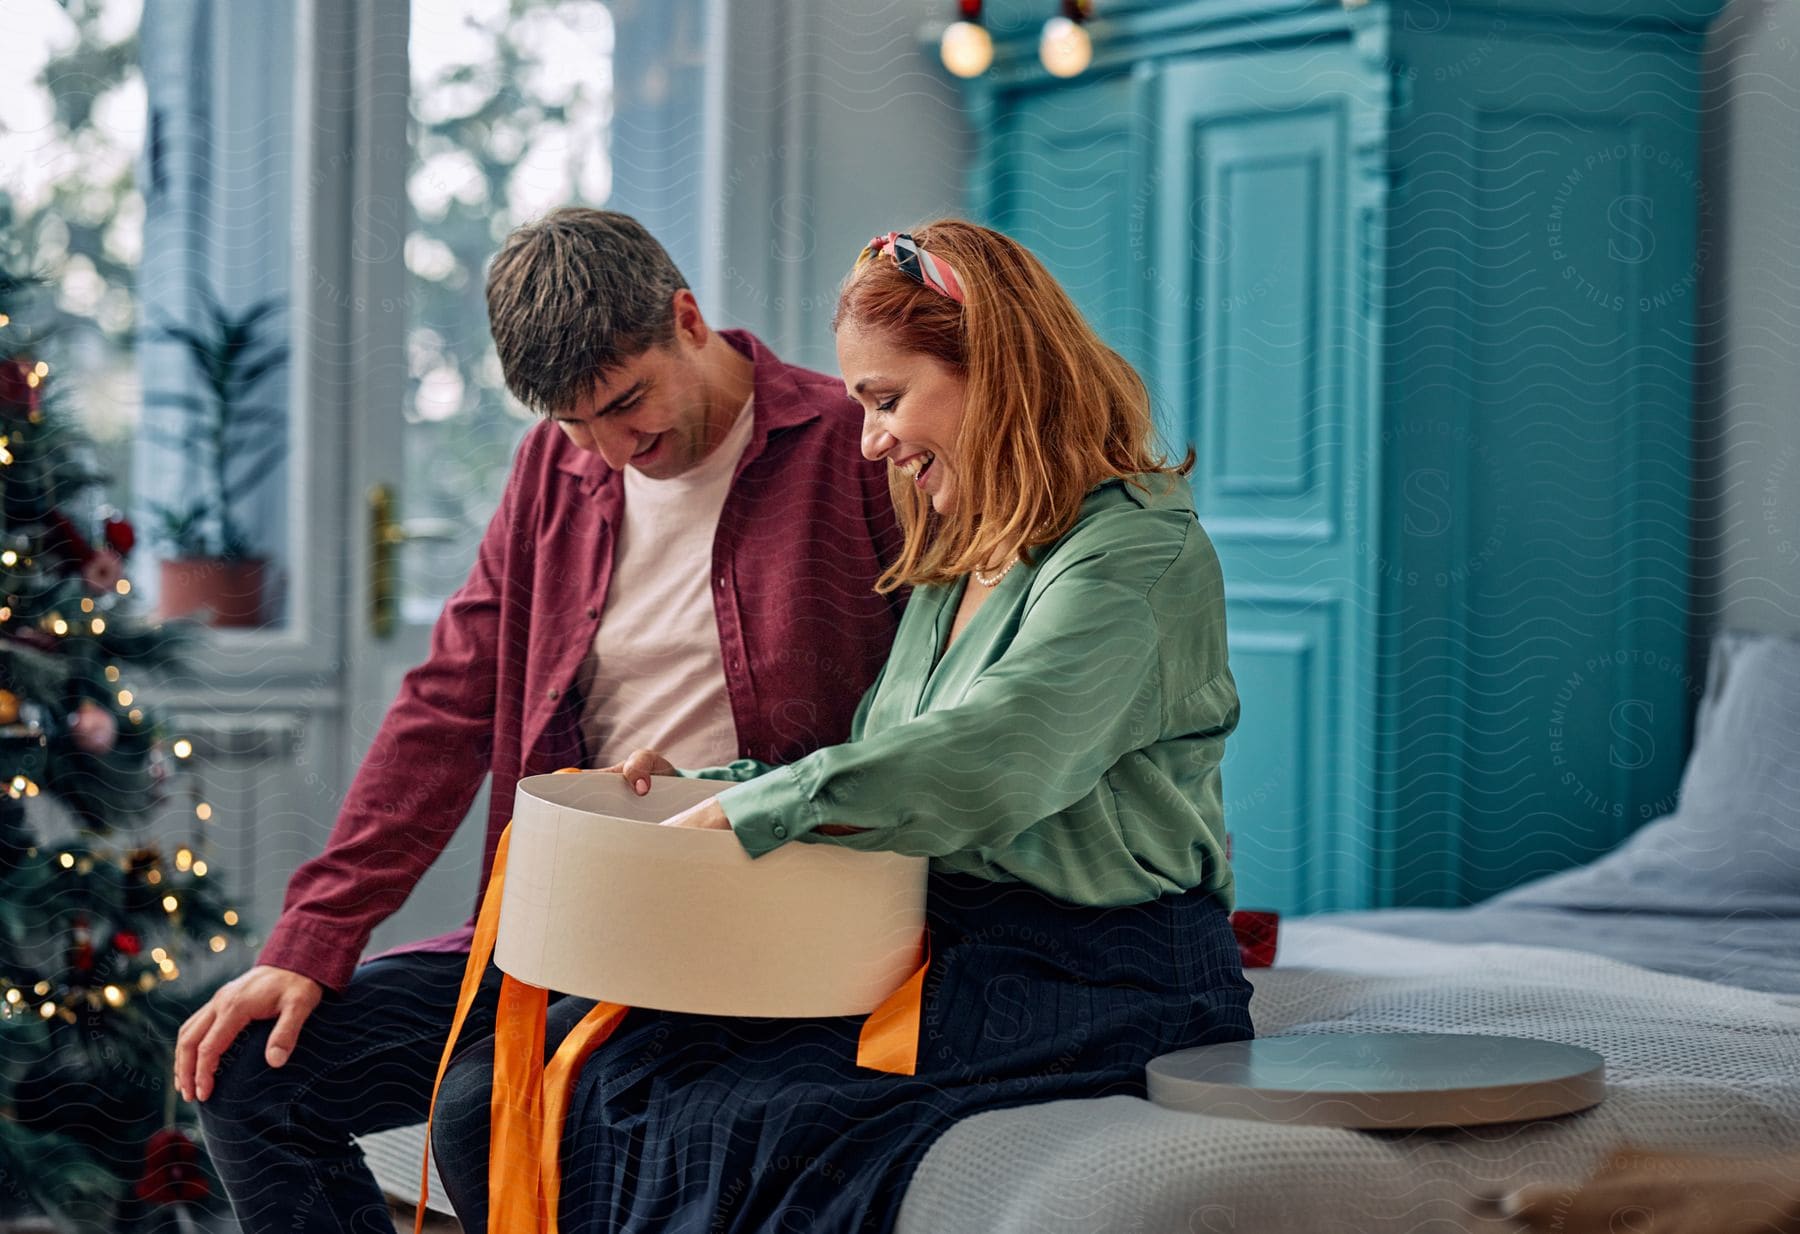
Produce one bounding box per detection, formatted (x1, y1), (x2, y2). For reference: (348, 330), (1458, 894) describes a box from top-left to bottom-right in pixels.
(895, 628), (1800, 1232)
(362, 630), (1800, 1229)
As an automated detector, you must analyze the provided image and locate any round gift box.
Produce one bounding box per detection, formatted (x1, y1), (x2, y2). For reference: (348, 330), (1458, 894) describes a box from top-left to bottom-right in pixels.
(495, 772), (929, 1018)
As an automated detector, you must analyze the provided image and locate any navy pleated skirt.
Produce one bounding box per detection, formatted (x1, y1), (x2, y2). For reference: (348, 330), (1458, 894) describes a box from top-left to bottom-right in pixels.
(508, 870), (1251, 1234)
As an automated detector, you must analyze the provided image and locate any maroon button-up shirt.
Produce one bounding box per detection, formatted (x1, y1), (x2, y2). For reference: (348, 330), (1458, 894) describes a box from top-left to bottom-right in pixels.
(260, 331), (904, 991)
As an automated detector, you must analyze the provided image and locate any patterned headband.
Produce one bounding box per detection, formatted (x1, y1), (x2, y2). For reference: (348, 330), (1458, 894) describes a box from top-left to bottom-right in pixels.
(853, 231), (967, 305)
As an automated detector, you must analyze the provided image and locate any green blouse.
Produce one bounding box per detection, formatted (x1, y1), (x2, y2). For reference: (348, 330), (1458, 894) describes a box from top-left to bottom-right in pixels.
(684, 472), (1241, 911)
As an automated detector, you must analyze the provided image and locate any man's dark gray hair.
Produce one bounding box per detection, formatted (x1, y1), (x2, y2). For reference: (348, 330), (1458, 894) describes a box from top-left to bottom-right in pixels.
(485, 207), (690, 415)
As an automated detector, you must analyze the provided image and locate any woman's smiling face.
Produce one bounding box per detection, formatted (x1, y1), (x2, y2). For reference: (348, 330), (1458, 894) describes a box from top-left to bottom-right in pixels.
(837, 321), (969, 516)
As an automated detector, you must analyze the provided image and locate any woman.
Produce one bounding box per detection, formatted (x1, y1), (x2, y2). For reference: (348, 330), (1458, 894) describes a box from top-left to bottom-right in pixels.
(431, 220), (1252, 1234)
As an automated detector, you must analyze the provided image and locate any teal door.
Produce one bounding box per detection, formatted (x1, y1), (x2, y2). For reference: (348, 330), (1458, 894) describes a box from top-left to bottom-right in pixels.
(987, 45), (1386, 914)
(986, 71), (1152, 375)
(1149, 46), (1388, 914)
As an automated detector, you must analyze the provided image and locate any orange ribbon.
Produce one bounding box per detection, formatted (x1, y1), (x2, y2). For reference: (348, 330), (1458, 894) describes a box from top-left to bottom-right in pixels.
(418, 772), (930, 1234)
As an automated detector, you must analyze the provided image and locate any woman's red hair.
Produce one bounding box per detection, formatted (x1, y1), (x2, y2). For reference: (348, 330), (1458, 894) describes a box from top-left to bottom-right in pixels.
(834, 218), (1193, 592)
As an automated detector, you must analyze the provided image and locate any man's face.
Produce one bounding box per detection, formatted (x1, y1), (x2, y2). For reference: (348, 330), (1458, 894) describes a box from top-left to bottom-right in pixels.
(549, 336), (721, 480)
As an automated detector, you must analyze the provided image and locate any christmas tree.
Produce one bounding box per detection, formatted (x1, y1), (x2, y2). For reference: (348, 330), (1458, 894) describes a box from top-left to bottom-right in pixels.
(0, 255), (244, 1231)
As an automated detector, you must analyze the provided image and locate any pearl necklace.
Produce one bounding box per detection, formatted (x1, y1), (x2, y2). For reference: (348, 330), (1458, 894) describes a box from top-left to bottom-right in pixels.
(973, 557), (1017, 587)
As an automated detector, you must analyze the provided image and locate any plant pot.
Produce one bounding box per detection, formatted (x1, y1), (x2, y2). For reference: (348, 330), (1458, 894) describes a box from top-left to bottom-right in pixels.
(158, 556), (269, 628)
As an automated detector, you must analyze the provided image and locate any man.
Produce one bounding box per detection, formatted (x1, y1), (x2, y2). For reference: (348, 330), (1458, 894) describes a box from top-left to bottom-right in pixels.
(173, 208), (903, 1233)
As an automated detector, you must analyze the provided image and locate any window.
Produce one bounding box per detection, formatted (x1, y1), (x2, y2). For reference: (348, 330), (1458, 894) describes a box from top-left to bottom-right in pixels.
(2, 0), (145, 530)
(401, 0), (614, 621)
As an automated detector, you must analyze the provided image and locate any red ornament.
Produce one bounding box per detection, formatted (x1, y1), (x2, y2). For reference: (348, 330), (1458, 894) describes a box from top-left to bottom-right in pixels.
(1230, 909), (1280, 969)
(70, 699), (118, 755)
(82, 547), (124, 594)
(103, 515), (136, 557)
(70, 913), (95, 972)
(42, 509), (97, 569)
(0, 359), (41, 416)
(113, 930), (141, 956)
(133, 1126), (211, 1204)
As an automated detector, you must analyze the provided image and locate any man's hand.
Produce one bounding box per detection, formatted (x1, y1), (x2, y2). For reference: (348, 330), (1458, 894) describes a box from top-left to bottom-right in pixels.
(600, 748), (676, 795)
(174, 965), (323, 1103)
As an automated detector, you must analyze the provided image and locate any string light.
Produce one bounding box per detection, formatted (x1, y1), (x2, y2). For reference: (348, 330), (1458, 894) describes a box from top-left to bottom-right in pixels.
(145, 868), (162, 884)
(38, 1001), (54, 1019)
(195, 802), (212, 821)
(32, 981), (49, 995)
(1039, 0), (1093, 77)
(1, 551), (16, 566)
(104, 665), (120, 682)
(172, 738), (192, 758)
(80, 598), (94, 613)
(57, 852), (74, 869)
(117, 689), (132, 706)
(223, 909), (239, 926)
(32, 362), (47, 377)
(208, 936), (227, 953)
(102, 985), (124, 1007)
(940, 1), (993, 78)
(49, 615), (67, 636)
(161, 894), (178, 913)
(116, 578), (130, 595)
(127, 708), (142, 724)
(192, 860), (208, 877)
(175, 848), (192, 871)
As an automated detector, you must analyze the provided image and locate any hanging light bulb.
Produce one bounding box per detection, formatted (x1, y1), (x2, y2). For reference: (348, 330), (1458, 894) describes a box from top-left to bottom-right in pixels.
(1039, 0), (1093, 78)
(940, 0), (993, 78)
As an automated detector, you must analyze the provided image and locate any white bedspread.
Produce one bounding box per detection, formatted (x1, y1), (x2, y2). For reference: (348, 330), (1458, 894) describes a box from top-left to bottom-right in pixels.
(895, 922), (1800, 1234)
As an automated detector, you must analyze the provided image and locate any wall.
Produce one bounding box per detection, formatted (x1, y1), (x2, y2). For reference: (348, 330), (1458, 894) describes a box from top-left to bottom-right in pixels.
(1695, 0), (1800, 641)
(707, 0), (973, 372)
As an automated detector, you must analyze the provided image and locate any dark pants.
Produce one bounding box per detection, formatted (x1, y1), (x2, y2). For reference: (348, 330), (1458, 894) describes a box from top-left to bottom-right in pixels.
(429, 995), (599, 1231)
(432, 872), (1253, 1234)
(197, 950), (537, 1234)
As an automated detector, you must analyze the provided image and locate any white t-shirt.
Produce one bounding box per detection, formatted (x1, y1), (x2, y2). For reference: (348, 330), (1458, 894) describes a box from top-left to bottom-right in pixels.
(577, 395), (755, 769)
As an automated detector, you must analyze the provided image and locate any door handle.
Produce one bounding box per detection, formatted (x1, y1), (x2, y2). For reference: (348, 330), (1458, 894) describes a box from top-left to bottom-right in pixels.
(367, 484), (458, 638)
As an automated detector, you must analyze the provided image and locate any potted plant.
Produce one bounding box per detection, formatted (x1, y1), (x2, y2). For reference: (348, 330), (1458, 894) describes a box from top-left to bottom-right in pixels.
(142, 293), (287, 627)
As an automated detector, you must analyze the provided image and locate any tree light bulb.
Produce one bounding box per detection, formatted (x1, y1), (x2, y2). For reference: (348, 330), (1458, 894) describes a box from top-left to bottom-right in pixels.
(1039, 16), (1092, 77)
(940, 20), (994, 78)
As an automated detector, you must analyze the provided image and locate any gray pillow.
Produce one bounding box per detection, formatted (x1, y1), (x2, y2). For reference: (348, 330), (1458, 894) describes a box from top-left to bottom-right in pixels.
(1494, 629), (1800, 916)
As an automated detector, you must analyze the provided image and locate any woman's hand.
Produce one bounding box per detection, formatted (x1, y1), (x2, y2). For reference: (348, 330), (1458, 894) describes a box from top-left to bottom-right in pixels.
(601, 748), (868, 837)
(658, 801), (862, 835)
(658, 797), (731, 830)
(599, 748), (676, 795)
